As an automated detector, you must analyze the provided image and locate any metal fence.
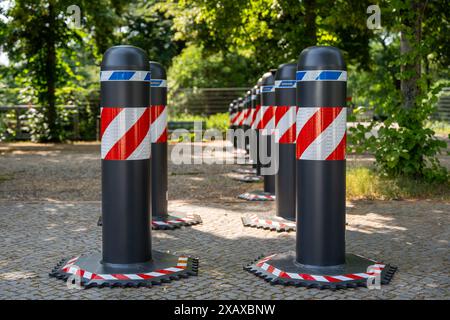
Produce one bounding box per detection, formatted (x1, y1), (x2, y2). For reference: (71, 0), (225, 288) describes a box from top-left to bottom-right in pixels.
(169, 87), (249, 115)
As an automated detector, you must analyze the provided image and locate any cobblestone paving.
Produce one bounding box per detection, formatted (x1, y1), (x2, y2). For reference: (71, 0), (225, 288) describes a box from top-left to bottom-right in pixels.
(0, 143), (449, 299)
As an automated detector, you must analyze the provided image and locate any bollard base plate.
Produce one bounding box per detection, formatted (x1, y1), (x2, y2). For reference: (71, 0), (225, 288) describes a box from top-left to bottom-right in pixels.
(242, 214), (295, 232)
(232, 175), (263, 183)
(233, 168), (257, 174)
(151, 213), (202, 230)
(244, 251), (397, 290)
(50, 250), (198, 289)
(237, 190), (275, 201)
(97, 213), (202, 230)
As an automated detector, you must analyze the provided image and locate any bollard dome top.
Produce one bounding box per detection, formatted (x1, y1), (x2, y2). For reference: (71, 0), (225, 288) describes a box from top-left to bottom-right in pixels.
(261, 71), (275, 85)
(101, 45), (149, 71)
(275, 62), (296, 80)
(257, 77), (263, 87)
(298, 46), (346, 71)
(150, 61), (166, 79)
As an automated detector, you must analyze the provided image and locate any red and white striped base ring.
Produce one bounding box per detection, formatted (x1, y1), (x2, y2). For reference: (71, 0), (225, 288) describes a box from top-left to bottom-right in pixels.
(152, 213), (202, 230)
(237, 191), (275, 201)
(245, 251), (397, 290)
(242, 214), (295, 232)
(50, 251), (199, 288)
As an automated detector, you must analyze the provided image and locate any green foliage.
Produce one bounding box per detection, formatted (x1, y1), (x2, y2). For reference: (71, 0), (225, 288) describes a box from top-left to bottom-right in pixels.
(206, 113), (229, 134)
(347, 166), (449, 201)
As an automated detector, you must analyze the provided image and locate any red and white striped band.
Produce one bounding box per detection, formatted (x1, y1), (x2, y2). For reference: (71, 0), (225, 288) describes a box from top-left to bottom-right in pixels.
(101, 107), (151, 160)
(296, 107), (346, 160)
(231, 110), (241, 126)
(244, 107), (254, 126)
(61, 256), (189, 281)
(274, 106), (297, 143)
(258, 106), (275, 135)
(255, 255), (384, 283)
(251, 105), (262, 129)
(239, 108), (251, 126)
(150, 105), (167, 143)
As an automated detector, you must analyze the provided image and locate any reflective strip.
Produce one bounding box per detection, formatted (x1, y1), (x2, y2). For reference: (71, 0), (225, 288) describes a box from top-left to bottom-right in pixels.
(296, 107), (346, 160)
(259, 106), (275, 135)
(244, 108), (254, 126)
(150, 105), (168, 143)
(251, 105), (262, 129)
(296, 70), (347, 81)
(100, 70), (150, 82)
(101, 107), (151, 160)
(150, 79), (167, 87)
(274, 106), (297, 143)
(261, 85), (275, 93)
(275, 80), (296, 88)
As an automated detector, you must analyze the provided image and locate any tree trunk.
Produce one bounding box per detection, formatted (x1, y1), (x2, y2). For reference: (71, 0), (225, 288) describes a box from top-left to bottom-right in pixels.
(400, 0), (423, 111)
(304, 0), (317, 47)
(45, 2), (57, 141)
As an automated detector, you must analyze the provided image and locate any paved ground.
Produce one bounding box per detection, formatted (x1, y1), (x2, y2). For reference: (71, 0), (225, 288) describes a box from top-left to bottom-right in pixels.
(0, 142), (449, 300)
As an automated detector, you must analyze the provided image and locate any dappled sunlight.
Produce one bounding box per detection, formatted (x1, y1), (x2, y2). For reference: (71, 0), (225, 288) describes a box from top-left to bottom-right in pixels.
(0, 271), (37, 280)
(347, 212), (407, 234)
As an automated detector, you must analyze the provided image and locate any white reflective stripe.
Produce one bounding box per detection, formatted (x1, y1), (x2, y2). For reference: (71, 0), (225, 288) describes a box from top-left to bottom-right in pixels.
(165, 267), (184, 272)
(261, 263), (270, 271)
(272, 268), (282, 277)
(331, 275), (353, 281)
(252, 107), (263, 129)
(152, 221), (168, 225)
(275, 107), (296, 143)
(312, 275), (329, 282)
(286, 272), (302, 279)
(101, 108), (147, 159)
(299, 108), (346, 160)
(124, 274), (144, 280)
(146, 272), (166, 277)
(353, 273), (372, 278)
(296, 107), (320, 140)
(83, 271), (93, 279)
(67, 266), (79, 274)
(100, 70), (150, 81)
(177, 263), (188, 267)
(150, 79), (167, 87)
(99, 274), (117, 280)
(127, 129), (151, 160)
(150, 107), (168, 143)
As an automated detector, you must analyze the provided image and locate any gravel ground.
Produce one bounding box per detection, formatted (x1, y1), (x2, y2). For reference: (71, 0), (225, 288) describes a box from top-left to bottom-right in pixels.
(0, 141), (449, 300)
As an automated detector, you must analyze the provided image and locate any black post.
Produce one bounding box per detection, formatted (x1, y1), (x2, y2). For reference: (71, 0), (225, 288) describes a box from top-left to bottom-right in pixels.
(260, 72), (276, 195)
(296, 46), (347, 267)
(101, 46), (152, 265)
(274, 63), (297, 221)
(150, 62), (168, 219)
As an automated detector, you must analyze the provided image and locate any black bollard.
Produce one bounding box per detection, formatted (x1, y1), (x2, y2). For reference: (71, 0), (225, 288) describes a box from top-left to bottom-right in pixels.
(274, 63), (297, 222)
(149, 61), (202, 230)
(260, 72), (276, 195)
(50, 46), (198, 288)
(245, 46), (396, 289)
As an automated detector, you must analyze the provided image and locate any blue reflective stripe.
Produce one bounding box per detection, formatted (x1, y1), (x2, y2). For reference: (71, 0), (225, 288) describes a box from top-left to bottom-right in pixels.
(275, 80), (296, 88)
(261, 85), (275, 92)
(296, 70), (347, 81)
(296, 71), (306, 81)
(109, 71), (135, 80)
(150, 79), (167, 87)
(315, 71), (342, 80)
(100, 70), (151, 82)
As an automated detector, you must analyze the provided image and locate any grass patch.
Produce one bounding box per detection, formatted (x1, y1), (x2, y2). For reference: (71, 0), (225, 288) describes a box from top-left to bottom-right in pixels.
(425, 120), (450, 137)
(347, 167), (450, 201)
